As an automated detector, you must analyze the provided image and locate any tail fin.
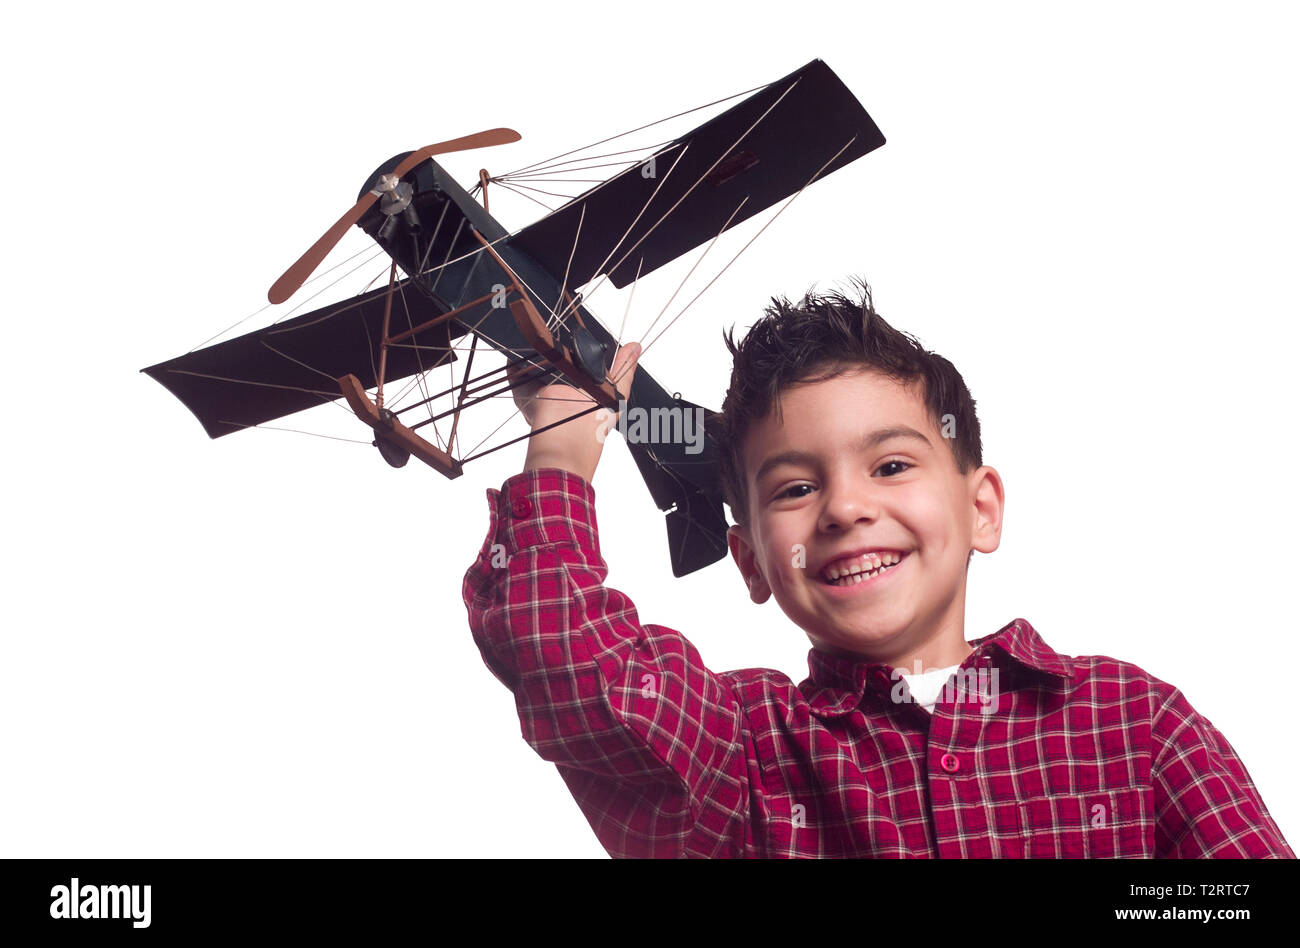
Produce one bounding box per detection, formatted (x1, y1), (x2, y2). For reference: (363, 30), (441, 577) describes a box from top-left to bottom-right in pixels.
(620, 390), (730, 577)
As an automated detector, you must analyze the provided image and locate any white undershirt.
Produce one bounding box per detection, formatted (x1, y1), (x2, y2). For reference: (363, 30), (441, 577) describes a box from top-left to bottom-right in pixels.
(896, 663), (964, 713)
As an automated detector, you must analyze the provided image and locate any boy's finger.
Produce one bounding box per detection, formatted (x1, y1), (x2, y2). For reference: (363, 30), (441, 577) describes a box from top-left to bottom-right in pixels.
(610, 342), (641, 399)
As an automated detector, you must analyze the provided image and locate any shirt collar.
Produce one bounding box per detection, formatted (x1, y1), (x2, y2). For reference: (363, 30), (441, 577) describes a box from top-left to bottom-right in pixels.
(802, 618), (1075, 718)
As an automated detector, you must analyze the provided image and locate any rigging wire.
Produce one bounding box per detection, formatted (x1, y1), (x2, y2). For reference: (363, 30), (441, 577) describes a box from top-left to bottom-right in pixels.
(552, 202), (586, 332)
(164, 369), (340, 400)
(257, 341), (356, 418)
(580, 75), (802, 315)
(188, 241), (385, 351)
(216, 420), (374, 445)
(492, 79), (769, 179)
(486, 179), (557, 213)
(639, 134), (860, 360)
(631, 196), (749, 358)
(615, 256), (643, 350)
(393, 274), (444, 450)
(491, 142), (676, 180)
(490, 179), (579, 203)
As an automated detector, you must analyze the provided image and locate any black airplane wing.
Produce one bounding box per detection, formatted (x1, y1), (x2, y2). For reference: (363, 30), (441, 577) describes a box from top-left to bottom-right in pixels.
(507, 59), (885, 289)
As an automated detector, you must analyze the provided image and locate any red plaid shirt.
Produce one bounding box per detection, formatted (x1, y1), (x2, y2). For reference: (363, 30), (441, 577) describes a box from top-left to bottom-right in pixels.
(462, 469), (1294, 858)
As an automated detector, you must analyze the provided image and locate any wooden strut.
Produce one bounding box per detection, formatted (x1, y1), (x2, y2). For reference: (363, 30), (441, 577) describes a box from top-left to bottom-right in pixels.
(337, 374), (462, 478)
(336, 258), (463, 477)
(445, 333), (477, 459)
(375, 261), (397, 409)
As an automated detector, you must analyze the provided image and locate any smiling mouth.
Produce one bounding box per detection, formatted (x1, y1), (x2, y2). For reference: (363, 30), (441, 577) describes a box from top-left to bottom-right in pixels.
(821, 552), (908, 586)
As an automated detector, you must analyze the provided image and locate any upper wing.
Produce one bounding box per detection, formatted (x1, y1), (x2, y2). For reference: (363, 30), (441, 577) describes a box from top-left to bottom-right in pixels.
(507, 59), (885, 289)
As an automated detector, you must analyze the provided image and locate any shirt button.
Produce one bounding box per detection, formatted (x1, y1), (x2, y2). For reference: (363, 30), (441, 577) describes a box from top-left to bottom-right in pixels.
(510, 497), (532, 519)
(940, 753), (960, 773)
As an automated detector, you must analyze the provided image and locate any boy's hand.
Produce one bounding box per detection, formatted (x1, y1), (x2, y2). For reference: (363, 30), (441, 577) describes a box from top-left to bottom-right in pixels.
(508, 342), (641, 483)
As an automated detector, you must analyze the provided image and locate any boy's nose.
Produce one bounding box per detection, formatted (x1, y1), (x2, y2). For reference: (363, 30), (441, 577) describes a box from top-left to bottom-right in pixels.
(817, 482), (881, 533)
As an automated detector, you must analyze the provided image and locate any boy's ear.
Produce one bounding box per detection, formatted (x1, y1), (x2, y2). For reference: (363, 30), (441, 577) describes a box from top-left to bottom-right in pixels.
(969, 464), (1005, 556)
(727, 523), (771, 604)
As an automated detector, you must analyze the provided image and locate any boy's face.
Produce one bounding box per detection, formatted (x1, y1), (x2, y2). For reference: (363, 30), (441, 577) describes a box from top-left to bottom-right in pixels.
(727, 367), (1004, 665)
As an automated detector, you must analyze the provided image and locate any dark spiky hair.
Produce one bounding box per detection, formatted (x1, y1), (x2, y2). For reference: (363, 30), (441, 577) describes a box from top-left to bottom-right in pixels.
(706, 277), (983, 528)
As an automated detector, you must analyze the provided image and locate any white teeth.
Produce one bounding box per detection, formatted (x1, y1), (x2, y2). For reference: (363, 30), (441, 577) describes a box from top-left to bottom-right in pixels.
(823, 552), (904, 582)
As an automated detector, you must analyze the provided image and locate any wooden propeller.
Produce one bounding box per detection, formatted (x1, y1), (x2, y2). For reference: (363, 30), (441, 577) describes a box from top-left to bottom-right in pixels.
(267, 127), (521, 304)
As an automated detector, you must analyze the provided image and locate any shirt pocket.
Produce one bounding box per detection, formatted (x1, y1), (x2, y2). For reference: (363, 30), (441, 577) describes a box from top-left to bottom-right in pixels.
(1019, 787), (1152, 858)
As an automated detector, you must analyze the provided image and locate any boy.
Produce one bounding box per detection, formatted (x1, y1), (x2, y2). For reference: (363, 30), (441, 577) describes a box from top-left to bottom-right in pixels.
(461, 279), (1293, 858)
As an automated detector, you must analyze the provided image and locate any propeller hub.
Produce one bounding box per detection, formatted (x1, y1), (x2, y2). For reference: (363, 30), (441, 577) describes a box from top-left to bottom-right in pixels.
(371, 174), (414, 216)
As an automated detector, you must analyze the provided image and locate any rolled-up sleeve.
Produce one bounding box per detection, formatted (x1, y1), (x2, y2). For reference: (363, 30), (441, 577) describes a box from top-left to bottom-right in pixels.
(1151, 686), (1294, 857)
(461, 468), (751, 857)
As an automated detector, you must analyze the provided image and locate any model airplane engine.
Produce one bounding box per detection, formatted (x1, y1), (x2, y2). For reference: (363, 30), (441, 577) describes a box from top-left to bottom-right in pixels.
(370, 171), (419, 239)
(357, 154), (444, 274)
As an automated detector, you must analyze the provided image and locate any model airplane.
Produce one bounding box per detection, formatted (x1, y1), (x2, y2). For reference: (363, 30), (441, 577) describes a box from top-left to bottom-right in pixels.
(142, 59), (886, 576)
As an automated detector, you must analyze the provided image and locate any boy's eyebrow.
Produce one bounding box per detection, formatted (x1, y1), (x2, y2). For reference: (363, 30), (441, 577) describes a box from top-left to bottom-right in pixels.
(754, 425), (934, 484)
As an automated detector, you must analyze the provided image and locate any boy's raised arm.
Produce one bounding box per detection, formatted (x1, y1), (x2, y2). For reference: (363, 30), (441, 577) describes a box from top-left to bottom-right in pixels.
(460, 345), (753, 857)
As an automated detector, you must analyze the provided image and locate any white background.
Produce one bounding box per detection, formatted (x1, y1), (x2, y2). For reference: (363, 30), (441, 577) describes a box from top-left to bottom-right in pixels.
(3, 1), (1296, 857)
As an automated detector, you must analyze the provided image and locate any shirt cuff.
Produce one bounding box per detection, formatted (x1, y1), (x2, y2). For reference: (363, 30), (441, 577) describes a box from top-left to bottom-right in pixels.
(482, 467), (601, 557)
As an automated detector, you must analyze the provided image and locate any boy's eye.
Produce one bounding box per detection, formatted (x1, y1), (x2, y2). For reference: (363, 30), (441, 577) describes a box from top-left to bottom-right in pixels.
(876, 460), (911, 477)
(776, 461), (910, 500)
